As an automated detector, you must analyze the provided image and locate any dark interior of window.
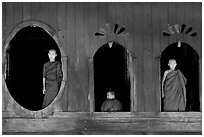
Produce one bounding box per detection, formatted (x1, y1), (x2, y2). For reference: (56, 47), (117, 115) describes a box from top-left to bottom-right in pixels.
(5, 26), (61, 111)
(161, 42), (200, 111)
(94, 42), (131, 112)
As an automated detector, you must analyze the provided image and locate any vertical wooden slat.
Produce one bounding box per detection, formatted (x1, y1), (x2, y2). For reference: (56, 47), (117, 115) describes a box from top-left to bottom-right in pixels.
(184, 2), (194, 46)
(192, 3), (202, 57)
(106, 2), (115, 36)
(192, 3), (202, 111)
(23, 2), (31, 21)
(4, 2), (14, 112)
(66, 2), (77, 111)
(13, 2), (23, 27)
(76, 3), (88, 111)
(133, 3), (144, 112)
(143, 3), (153, 112)
(152, 3), (161, 112)
(84, 3), (90, 58)
(83, 3), (90, 112)
(98, 2), (107, 47)
(40, 2), (49, 24)
(2, 3), (6, 111)
(89, 3), (98, 58)
(89, 3), (98, 112)
(176, 2), (185, 41)
(31, 2), (41, 21)
(168, 2), (177, 44)
(115, 2), (125, 46)
(125, 3), (134, 52)
(160, 3), (168, 52)
(49, 2), (58, 30)
(5, 3), (13, 40)
(57, 2), (67, 111)
(89, 59), (94, 113)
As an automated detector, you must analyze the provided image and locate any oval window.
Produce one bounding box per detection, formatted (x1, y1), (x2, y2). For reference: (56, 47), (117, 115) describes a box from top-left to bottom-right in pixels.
(5, 26), (61, 111)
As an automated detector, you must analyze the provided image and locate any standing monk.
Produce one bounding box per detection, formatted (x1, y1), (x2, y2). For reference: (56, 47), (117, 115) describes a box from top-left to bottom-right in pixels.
(162, 59), (187, 111)
(42, 49), (63, 108)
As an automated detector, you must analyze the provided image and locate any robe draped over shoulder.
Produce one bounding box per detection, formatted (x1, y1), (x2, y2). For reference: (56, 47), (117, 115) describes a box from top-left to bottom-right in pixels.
(101, 99), (122, 112)
(163, 69), (186, 111)
(42, 61), (63, 108)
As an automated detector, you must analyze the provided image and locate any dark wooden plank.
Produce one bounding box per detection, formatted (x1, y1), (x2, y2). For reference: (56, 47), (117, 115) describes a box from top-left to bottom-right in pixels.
(152, 3), (161, 112)
(49, 2), (58, 30)
(176, 2), (185, 41)
(40, 2), (49, 24)
(57, 2), (67, 111)
(133, 3), (144, 112)
(143, 3), (153, 112)
(31, 2), (41, 21)
(192, 2), (202, 57)
(23, 2), (32, 21)
(124, 3), (134, 52)
(98, 2), (107, 47)
(2, 2), (6, 46)
(5, 3), (13, 40)
(75, 3), (88, 111)
(160, 3), (168, 52)
(4, 2), (15, 112)
(13, 2), (23, 27)
(84, 3), (90, 112)
(184, 2), (194, 46)
(89, 3), (98, 58)
(168, 2), (177, 44)
(66, 3), (77, 111)
(106, 2), (116, 40)
(2, 112), (202, 134)
(192, 3), (202, 111)
(2, 3), (6, 111)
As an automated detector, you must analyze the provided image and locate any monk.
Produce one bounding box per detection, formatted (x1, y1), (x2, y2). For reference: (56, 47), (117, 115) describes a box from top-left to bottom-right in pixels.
(42, 49), (63, 108)
(162, 59), (187, 111)
(101, 90), (122, 112)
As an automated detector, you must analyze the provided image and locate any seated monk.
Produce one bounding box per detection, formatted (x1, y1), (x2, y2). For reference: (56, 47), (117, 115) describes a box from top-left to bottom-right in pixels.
(162, 59), (187, 111)
(101, 90), (122, 112)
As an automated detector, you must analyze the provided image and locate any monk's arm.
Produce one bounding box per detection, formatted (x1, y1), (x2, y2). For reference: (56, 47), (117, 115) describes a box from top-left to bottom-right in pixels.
(161, 71), (168, 96)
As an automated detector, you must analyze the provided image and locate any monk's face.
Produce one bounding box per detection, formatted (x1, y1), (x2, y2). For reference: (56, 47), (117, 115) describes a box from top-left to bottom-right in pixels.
(107, 92), (115, 99)
(168, 60), (177, 70)
(48, 50), (57, 61)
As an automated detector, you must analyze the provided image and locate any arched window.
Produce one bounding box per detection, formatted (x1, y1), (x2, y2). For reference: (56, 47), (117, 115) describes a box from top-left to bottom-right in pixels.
(93, 42), (132, 112)
(161, 42), (200, 112)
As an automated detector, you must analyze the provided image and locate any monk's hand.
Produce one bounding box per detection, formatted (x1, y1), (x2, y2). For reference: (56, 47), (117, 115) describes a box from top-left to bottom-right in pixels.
(43, 88), (46, 94)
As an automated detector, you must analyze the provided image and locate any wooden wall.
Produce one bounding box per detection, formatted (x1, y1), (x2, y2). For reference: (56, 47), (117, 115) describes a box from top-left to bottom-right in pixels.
(2, 2), (202, 113)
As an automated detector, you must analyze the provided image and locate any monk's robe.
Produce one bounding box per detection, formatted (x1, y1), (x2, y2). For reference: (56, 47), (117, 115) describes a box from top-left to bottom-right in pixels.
(42, 61), (63, 108)
(163, 69), (187, 111)
(101, 99), (122, 112)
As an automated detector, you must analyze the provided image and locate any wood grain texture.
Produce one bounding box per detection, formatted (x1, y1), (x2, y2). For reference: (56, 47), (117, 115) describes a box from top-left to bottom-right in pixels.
(133, 3), (144, 112)
(152, 3), (161, 112)
(143, 3), (153, 111)
(2, 112), (202, 134)
(2, 2), (202, 113)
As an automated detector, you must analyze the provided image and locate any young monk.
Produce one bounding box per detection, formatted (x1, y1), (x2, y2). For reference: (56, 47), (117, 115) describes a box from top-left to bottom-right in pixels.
(162, 59), (187, 111)
(42, 49), (63, 108)
(101, 90), (122, 112)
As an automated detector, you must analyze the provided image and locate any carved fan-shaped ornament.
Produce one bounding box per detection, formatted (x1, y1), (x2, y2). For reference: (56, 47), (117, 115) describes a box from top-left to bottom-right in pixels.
(162, 23), (198, 47)
(95, 23), (129, 47)
(163, 23), (198, 37)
